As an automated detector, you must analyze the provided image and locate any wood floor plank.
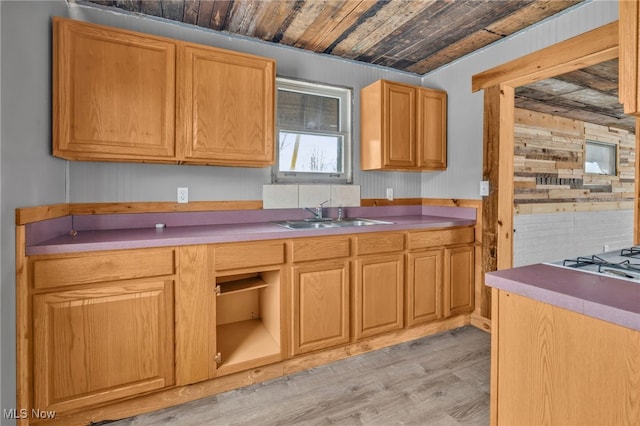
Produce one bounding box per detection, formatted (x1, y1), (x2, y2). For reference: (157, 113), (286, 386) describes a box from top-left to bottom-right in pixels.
(106, 326), (489, 425)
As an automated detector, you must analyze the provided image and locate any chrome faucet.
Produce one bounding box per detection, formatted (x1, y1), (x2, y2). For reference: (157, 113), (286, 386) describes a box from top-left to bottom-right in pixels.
(304, 200), (329, 220)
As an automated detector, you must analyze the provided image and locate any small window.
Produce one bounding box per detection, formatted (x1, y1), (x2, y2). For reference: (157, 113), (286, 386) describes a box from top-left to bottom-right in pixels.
(584, 141), (617, 176)
(273, 77), (352, 184)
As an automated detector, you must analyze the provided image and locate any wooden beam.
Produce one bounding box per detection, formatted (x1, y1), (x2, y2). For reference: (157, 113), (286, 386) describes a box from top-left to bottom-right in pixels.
(636, 117), (640, 245)
(619, 0), (640, 114)
(472, 21), (619, 92)
(483, 85), (515, 278)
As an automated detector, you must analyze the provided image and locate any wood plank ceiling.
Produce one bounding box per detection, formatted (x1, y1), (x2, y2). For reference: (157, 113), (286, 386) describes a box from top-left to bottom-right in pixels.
(77, 0), (634, 133)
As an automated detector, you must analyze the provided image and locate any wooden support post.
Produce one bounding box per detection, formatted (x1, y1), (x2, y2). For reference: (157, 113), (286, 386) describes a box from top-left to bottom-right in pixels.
(482, 85), (515, 318)
(636, 118), (640, 245)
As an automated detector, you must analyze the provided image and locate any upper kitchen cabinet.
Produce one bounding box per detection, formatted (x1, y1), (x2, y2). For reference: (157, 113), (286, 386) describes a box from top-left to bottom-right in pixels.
(53, 17), (177, 162)
(178, 44), (275, 166)
(619, 1), (640, 116)
(360, 80), (447, 171)
(53, 18), (276, 167)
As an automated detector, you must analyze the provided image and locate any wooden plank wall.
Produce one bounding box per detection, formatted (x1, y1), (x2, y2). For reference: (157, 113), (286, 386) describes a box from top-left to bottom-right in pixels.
(514, 108), (635, 214)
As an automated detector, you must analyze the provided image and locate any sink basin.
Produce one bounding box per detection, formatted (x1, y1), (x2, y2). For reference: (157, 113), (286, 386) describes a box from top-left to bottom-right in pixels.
(274, 217), (394, 230)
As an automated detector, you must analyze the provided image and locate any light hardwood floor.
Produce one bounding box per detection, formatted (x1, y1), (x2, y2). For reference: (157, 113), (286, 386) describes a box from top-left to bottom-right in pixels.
(106, 326), (490, 426)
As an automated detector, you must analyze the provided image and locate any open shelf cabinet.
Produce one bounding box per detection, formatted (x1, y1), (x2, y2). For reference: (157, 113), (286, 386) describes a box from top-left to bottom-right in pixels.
(215, 270), (281, 376)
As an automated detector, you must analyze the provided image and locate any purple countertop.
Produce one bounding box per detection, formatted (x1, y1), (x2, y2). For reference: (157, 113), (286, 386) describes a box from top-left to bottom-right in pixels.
(25, 205), (476, 256)
(486, 264), (640, 331)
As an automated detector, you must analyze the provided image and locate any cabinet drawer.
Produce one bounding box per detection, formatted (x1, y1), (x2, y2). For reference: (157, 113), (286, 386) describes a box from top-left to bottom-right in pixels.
(31, 248), (176, 289)
(355, 233), (405, 255)
(215, 241), (285, 270)
(292, 236), (350, 263)
(408, 227), (474, 250)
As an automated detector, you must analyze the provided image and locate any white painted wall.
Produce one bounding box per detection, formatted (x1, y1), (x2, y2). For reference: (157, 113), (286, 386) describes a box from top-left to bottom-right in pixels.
(514, 210), (634, 266)
(421, 0), (619, 199)
(1, 2), (71, 421)
(0, 0), (3, 417)
(0, 0), (624, 422)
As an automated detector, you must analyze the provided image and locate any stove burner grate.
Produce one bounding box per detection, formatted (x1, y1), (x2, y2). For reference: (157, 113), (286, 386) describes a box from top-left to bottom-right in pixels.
(563, 255), (607, 268)
(621, 246), (640, 258)
(564, 255), (640, 273)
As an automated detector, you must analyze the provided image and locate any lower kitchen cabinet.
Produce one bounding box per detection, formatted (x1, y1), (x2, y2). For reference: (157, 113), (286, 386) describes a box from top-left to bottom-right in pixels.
(407, 249), (443, 326)
(176, 242), (285, 381)
(445, 245), (474, 316)
(290, 236), (351, 355)
(407, 227), (475, 323)
(492, 290), (640, 425)
(213, 242), (284, 376)
(33, 279), (175, 413)
(18, 224), (477, 425)
(291, 261), (350, 355)
(28, 248), (177, 414)
(354, 254), (404, 339)
(214, 268), (283, 376)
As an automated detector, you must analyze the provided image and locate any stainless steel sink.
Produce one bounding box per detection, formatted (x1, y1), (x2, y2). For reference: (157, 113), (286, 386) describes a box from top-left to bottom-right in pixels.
(274, 217), (394, 230)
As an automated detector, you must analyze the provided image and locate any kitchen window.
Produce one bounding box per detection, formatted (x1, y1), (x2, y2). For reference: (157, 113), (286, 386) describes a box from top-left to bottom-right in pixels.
(584, 140), (617, 176)
(273, 77), (352, 184)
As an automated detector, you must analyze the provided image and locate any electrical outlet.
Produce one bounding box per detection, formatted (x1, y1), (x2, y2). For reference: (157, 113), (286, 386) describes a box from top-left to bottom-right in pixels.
(386, 188), (393, 201)
(177, 187), (188, 204)
(479, 181), (489, 196)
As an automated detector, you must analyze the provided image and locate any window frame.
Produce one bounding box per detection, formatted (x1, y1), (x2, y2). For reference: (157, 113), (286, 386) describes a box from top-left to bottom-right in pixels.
(584, 140), (618, 177)
(272, 77), (353, 184)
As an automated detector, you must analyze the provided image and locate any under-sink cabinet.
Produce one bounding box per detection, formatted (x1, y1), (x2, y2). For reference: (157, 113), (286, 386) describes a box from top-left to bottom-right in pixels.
(353, 233), (405, 339)
(291, 236), (351, 355)
(29, 248), (176, 413)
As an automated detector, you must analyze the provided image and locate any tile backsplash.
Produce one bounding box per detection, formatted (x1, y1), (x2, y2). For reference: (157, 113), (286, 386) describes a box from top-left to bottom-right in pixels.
(263, 184), (361, 209)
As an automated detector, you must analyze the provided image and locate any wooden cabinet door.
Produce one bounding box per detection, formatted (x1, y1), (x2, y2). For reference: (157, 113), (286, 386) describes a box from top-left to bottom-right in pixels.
(179, 44), (275, 166)
(383, 81), (416, 168)
(33, 279), (175, 413)
(354, 254), (404, 339)
(444, 245), (474, 316)
(417, 88), (447, 169)
(361, 80), (447, 171)
(53, 18), (177, 161)
(292, 261), (350, 355)
(407, 249), (443, 326)
(175, 245), (216, 385)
